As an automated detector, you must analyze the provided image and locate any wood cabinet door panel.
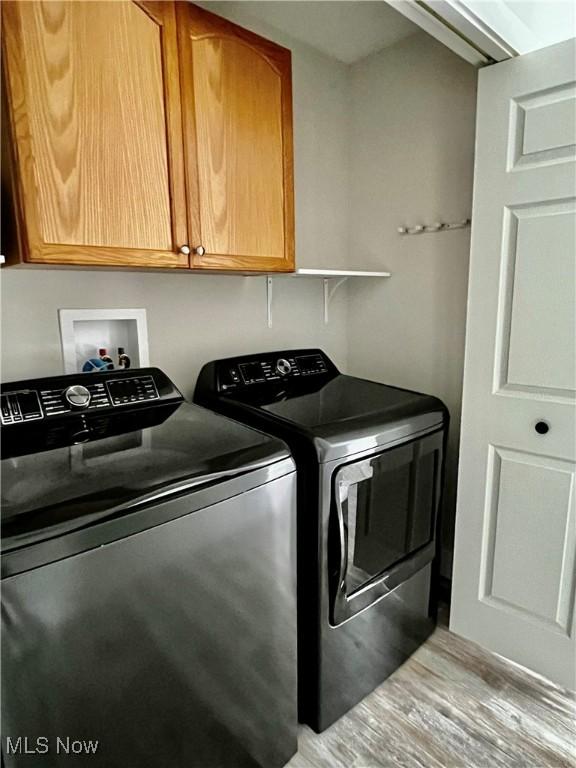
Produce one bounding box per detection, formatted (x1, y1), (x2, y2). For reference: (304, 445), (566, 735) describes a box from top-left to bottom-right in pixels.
(2, 0), (188, 267)
(178, 4), (295, 272)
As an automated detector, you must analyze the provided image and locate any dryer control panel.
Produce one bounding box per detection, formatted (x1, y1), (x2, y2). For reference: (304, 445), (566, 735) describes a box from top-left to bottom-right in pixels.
(228, 352), (327, 390)
(199, 349), (338, 395)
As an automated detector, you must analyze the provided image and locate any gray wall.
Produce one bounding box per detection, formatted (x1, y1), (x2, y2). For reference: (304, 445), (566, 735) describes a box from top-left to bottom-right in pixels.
(0, 270), (347, 398)
(0, 11), (352, 390)
(346, 32), (477, 575)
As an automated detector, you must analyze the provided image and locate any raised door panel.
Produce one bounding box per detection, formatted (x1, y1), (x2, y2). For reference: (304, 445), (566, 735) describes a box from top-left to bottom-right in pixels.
(508, 82), (576, 170)
(496, 200), (576, 398)
(481, 447), (575, 634)
(178, 4), (295, 272)
(2, 1), (188, 267)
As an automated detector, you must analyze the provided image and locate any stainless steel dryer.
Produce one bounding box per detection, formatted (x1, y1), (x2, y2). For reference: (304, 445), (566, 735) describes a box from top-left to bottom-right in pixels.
(195, 349), (448, 732)
(1, 367), (297, 768)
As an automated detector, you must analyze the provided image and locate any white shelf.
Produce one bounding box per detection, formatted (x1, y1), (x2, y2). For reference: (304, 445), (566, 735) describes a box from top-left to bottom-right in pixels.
(242, 268), (391, 278)
(260, 267), (391, 326)
(277, 268), (391, 278)
(291, 268), (391, 278)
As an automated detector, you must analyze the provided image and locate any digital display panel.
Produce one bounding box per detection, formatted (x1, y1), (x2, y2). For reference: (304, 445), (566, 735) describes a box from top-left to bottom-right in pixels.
(295, 355), (325, 374)
(108, 380), (139, 401)
(17, 391), (42, 418)
(240, 362), (265, 384)
(106, 377), (158, 405)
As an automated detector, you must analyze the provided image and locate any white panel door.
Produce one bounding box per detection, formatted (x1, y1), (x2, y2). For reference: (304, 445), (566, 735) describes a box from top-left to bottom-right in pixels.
(451, 38), (576, 690)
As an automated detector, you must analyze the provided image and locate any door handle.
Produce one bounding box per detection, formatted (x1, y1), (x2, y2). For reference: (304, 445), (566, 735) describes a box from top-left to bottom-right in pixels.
(351, 543), (435, 601)
(335, 481), (349, 593)
(535, 420), (550, 435)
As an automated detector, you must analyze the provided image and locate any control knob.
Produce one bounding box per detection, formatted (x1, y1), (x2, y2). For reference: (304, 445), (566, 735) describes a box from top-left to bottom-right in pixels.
(64, 385), (91, 409)
(276, 358), (292, 376)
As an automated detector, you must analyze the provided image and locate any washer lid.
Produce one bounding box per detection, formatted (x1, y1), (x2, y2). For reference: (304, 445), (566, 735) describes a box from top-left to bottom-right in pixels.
(1, 401), (291, 553)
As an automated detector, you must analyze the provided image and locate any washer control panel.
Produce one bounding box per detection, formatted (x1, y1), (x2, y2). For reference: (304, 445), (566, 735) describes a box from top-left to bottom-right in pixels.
(1, 371), (166, 426)
(217, 351), (330, 392)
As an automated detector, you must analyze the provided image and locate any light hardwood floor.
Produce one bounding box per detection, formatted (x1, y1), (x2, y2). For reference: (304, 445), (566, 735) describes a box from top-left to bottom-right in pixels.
(288, 625), (576, 768)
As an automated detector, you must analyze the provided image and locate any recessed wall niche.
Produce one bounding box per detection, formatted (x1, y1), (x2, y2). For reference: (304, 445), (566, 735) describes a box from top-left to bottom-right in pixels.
(58, 309), (150, 374)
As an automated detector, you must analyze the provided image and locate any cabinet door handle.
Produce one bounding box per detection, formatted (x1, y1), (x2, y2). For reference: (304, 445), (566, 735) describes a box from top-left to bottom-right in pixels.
(178, 245), (191, 256)
(194, 245), (206, 256)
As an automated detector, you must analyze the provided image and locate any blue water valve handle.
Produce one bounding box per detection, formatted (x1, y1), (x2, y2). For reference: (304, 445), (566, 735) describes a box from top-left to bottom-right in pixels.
(82, 358), (110, 373)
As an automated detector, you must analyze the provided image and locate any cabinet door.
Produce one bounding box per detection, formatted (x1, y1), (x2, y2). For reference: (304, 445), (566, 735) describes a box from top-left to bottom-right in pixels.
(2, 1), (188, 268)
(177, 4), (295, 272)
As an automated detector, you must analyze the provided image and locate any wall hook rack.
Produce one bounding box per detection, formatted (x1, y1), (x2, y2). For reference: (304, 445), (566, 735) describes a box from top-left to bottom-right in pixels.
(397, 218), (471, 235)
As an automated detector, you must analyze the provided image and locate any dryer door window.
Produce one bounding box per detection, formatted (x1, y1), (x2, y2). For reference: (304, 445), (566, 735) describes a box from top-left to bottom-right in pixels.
(330, 429), (443, 626)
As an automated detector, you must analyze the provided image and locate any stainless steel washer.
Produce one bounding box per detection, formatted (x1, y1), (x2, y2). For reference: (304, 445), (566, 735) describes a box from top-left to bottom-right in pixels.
(1, 367), (297, 768)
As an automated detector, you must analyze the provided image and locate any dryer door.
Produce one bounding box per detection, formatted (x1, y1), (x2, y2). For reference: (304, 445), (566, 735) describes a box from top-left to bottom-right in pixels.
(329, 429), (443, 626)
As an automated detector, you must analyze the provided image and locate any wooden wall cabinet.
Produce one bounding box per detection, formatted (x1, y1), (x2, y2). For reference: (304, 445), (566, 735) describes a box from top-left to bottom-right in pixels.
(178, 4), (294, 272)
(1, 1), (295, 273)
(2, 1), (189, 269)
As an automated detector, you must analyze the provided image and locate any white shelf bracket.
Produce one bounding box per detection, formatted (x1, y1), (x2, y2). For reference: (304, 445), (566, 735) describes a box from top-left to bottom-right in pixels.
(266, 276), (273, 328)
(323, 277), (348, 324)
(259, 269), (390, 327)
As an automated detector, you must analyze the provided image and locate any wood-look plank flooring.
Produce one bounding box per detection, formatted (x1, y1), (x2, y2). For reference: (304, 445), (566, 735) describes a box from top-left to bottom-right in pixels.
(288, 625), (576, 768)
